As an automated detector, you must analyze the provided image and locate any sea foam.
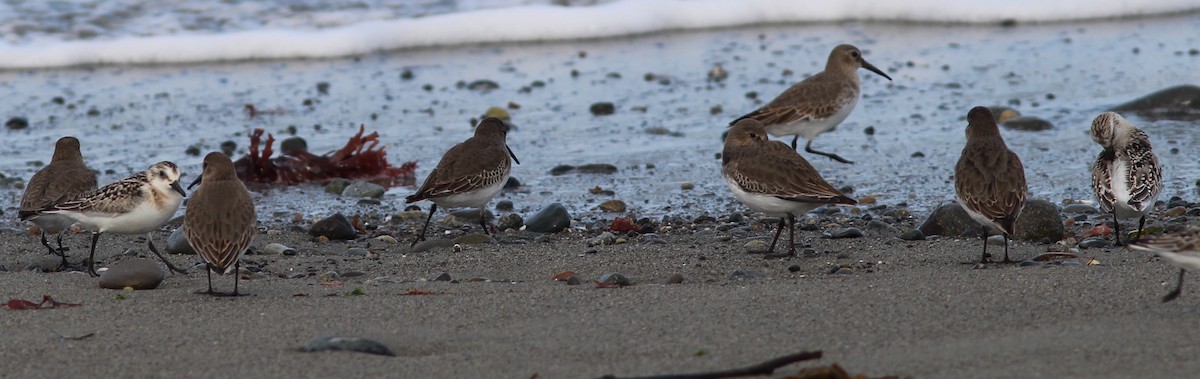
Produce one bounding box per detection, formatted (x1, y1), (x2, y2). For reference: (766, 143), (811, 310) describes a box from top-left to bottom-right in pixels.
(0, 0), (1195, 69)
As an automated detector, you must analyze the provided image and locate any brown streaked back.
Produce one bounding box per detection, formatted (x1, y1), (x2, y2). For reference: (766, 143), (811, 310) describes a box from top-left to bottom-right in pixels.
(723, 119), (856, 205)
(185, 152), (256, 274)
(19, 136), (97, 219)
(954, 106), (1027, 234)
(406, 117), (514, 203)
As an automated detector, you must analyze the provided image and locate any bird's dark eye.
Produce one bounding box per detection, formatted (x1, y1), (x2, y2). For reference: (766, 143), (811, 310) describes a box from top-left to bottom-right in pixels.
(749, 132), (758, 139)
(851, 51), (860, 58)
(158, 171), (168, 179)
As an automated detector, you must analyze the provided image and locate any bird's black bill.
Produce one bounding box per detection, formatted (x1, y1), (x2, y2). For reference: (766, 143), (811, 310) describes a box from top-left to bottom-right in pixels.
(172, 181), (188, 197)
(188, 174), (203, 190)
(507, 145), (520, 165)
(860, 60), (892, 81)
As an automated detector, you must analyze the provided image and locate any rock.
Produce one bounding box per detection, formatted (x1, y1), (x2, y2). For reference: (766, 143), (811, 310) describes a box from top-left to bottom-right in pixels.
(987, 106), (1021, 123)
(899, 229), (926, 241)
(374, 235), (398, 244)
(341, 181), (385, 199)
(5, 117), (29, 130)
(919, 202), (985, 238)
(1164, 206), (1188, 217)
(454, 233), (491, 244)
(498, 214), (523, 231)
(432, 272), (452, 281)
(743, 239), (769, 253)
(302, 336), (395, 357)
(579, 164), (618, 174)
(1001, 116), (1053, 131)
(587, 232), (616, 247)
(666, 274), (684, 284)
(98, 258), (166, 290)
(325, 178), (351, 195)
(341, 248), (369, 256)
(827, 227), (864, 239)
(467, 80), (500, 92)
(596, 273), (631, 286)
(864, 220), (900, 236)
(220, 141), (237, 156)
(450, 208), (494, 223)
(598, 200), (627, 213)
(987, 235), (1008, 246)
(1109, 85), (1200, 121)
(590, 102), (616, 116)
(1079, 237), (1111, 249)
(730, 269), (767, 280)
(309, 213), (358, 240)
(411, 239), (454, 253)
(165, 228), (195, 255)
(1062, 203), (1099, 214)
(280, 136), (307, 153)
(525, 203), (571, 233)
(680, 182), (695, 190)
(1014, 199), (1065, 242)
(495, 200), (514, 211)
(262, 243), (296, 255)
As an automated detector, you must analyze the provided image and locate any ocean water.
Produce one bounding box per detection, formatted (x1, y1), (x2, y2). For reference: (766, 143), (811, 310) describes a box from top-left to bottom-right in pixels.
(1, 1), (1199, 223)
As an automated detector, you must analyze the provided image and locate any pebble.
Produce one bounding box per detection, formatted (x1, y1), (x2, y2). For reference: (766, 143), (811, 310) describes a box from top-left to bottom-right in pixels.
(262, 243), (297, 255)
(1000, 116), (1053, 131)
(319, 271), (340, 282)
(374, 235), (398, 244)
(309, 213), (358, 240)
(730, 269), (767, 280)
(826, 227), (864, 239)
(98, 258), (165, 290)
(565, 275), (583, 285)
(281, 136), (308, 153)
(899, 229), (926, 241)
(498, 214), (524, 231)
(596, 272), (631, 286)
(411, 239), (454, 253)
(987, 235), (1008, 246)
(787, 265), (801, 273)
(587, 232), (616, 247)
(1164, 206), (1188, 217)
(1109, 85), (1200, 121)
(864, 220), (900, 236)
(525, 203), (571, 233)
(432, 272), (452, 281)
(1014, 199), (1065, 242)
(341, 248), (369, 256)
(325, 178), (351, 195)
(341, 181), (386, 199)
(598, 200), (627, 213)
(454, 233), (492, 245)
(302, 336), (395, 357)
(450, 208), (494, 223)
(495, 200), (514, 211)
(165, 228), (195, 255)
(743, 239), (769, 253)
(680, 182), (695, 190)
(666, 274), (684, 284)
(589, 102), (616, 116)
(1062, 203), (1099, 214)
(1078, 237), (1111, 249)
(5, 117), (29, 130)
(503, 177), (521, 190)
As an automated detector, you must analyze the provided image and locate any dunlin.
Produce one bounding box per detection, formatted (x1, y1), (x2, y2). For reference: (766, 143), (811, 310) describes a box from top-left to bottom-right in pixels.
(18, 137), (97, 269)
(39, 161), (189, 276)
(954, 106), (1027, 263)
(1128, 226), (1200, 302)
(732, 44), (892, 164)
(1089, 112), (1162, 246)
(723, 118), (857, 257)
(185, 152), (256, 296)
(406, 117), (519, 246)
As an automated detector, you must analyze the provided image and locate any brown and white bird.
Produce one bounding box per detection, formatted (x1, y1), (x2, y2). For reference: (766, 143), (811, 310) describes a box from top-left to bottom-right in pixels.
(185, 152), (256, 296)
(1129, 226), (1200, 302)
(723, 118), (857, 257)
(732, 44), (892, 164)
(38, 161), (189, 276)
(18, 136), (98, 270)
(406, 117), (519, 246)
(1089, 112), (1162, 246)
(954, 106), (1027, 263)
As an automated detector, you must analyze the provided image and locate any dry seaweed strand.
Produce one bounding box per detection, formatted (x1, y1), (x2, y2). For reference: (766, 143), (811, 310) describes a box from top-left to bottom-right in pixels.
(234, 125), (416, 188)
(599, 351), (823, 379)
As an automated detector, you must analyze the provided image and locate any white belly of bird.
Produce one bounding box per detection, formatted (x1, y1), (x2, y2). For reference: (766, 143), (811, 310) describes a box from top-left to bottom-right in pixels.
(1157, 251), (1200, 271)
(724, 175), (820, 216)
(764, 96), (857, 141)
(430, 179), (506, 209)
(69, 197), (182, 235)
(28, 214), (76, 235)
(1109, 159), (1154, 220)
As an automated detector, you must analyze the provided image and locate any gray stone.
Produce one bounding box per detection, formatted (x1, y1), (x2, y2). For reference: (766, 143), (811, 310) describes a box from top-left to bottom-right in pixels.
(730, 269), (767, 280)
(341, 181), (385, 199)
(525, 203), (571, 233)
(596, 272), (631, 286)
(449, 208), (494, 223)
(827, 227), (864, 239)
(865, 220), (900, 236)
(165, 228), (195, 255)
(325, 178), (351, 195)
(432, 272), (452, 281)
(5, 117), (28, 130)
(280, 137), (308, 153)
(302, 336), (395, 357)
(309, 213), (358, 240)
(1062, 203), (1100, 214)
(261, 243), (296, 255)
(919, 202), (979, 238)
(98, 258), (166, 290)
(743, 239), (769, 253)
(1001, 116), (1053, 131)
(411, 239), (454, 253)
(899, 229), (926, 241)
(589, 102), (616, 116)
(1014, 199), (1065, 242)
(587, 232), (616, 247)
(495, 200), (514, 211)
(454, 233), (491, 245)
(1109, 85), (1200, 121)
(1079, 237), (1111, 249)
(498, 213), (523, 231)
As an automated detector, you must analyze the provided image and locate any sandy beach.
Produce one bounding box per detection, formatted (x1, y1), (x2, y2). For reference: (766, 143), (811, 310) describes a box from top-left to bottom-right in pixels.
(3, 7), (1200, 379)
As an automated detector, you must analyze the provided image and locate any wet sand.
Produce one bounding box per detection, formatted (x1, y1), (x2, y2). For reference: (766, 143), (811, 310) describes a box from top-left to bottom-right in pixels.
(3, 13), (1200, 379)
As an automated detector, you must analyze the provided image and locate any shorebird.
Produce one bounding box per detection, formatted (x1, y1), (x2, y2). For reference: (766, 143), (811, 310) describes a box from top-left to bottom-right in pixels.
(722, 118), (857, 257)
(18, 136), (97, 270)
(1089, 112), (1162, 246)
(38, 161), (189, 276)
(732, 44), (892, 164)
(954, 106), (1027, 263)
(406, 117), (519, 246)
(1129, 226), (1200, 302)
(185, 152), (256, 296)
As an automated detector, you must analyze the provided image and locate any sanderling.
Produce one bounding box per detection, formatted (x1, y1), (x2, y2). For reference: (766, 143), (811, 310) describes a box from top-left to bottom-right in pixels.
(1129, 226), (1200, 302)
(1089, 112), (1162, 246)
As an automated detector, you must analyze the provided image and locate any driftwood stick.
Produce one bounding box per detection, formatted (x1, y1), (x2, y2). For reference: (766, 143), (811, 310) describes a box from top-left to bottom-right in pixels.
(599, 351), (823, 379)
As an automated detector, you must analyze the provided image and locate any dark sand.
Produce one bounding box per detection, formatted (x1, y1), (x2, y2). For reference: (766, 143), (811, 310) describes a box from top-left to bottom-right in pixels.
(1, 224), (1197, 378)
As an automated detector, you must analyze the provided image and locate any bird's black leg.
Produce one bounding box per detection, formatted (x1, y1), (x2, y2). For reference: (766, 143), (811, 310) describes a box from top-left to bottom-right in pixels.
(1164, 269), (1186, 303)
(1133, 215), (1147, 244)
(87, 232), (101, 277)
(411, 204), (438, 247)
(146, 237), (187, 274)
(804, 139), (854, 164)
(1112, 208), (1123, 246)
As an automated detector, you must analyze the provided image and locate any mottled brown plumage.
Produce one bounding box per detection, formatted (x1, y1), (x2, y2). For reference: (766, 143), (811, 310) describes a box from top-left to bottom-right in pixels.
(733, 44), (892, 164)
(1129, 226), (1200, 302)
(406, 117), (518, 246)
(723, 119), (856, 256)
(954, 106), (1027, 263)
(18, 136), (97, 269)
(185, 152), (256, 296)
(1089, 112), (1162, 245)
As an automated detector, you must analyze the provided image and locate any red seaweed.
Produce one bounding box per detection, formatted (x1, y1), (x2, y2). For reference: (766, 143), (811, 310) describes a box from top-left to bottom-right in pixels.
(5, 295), (81, 310)
(234, 125), (416, 188)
